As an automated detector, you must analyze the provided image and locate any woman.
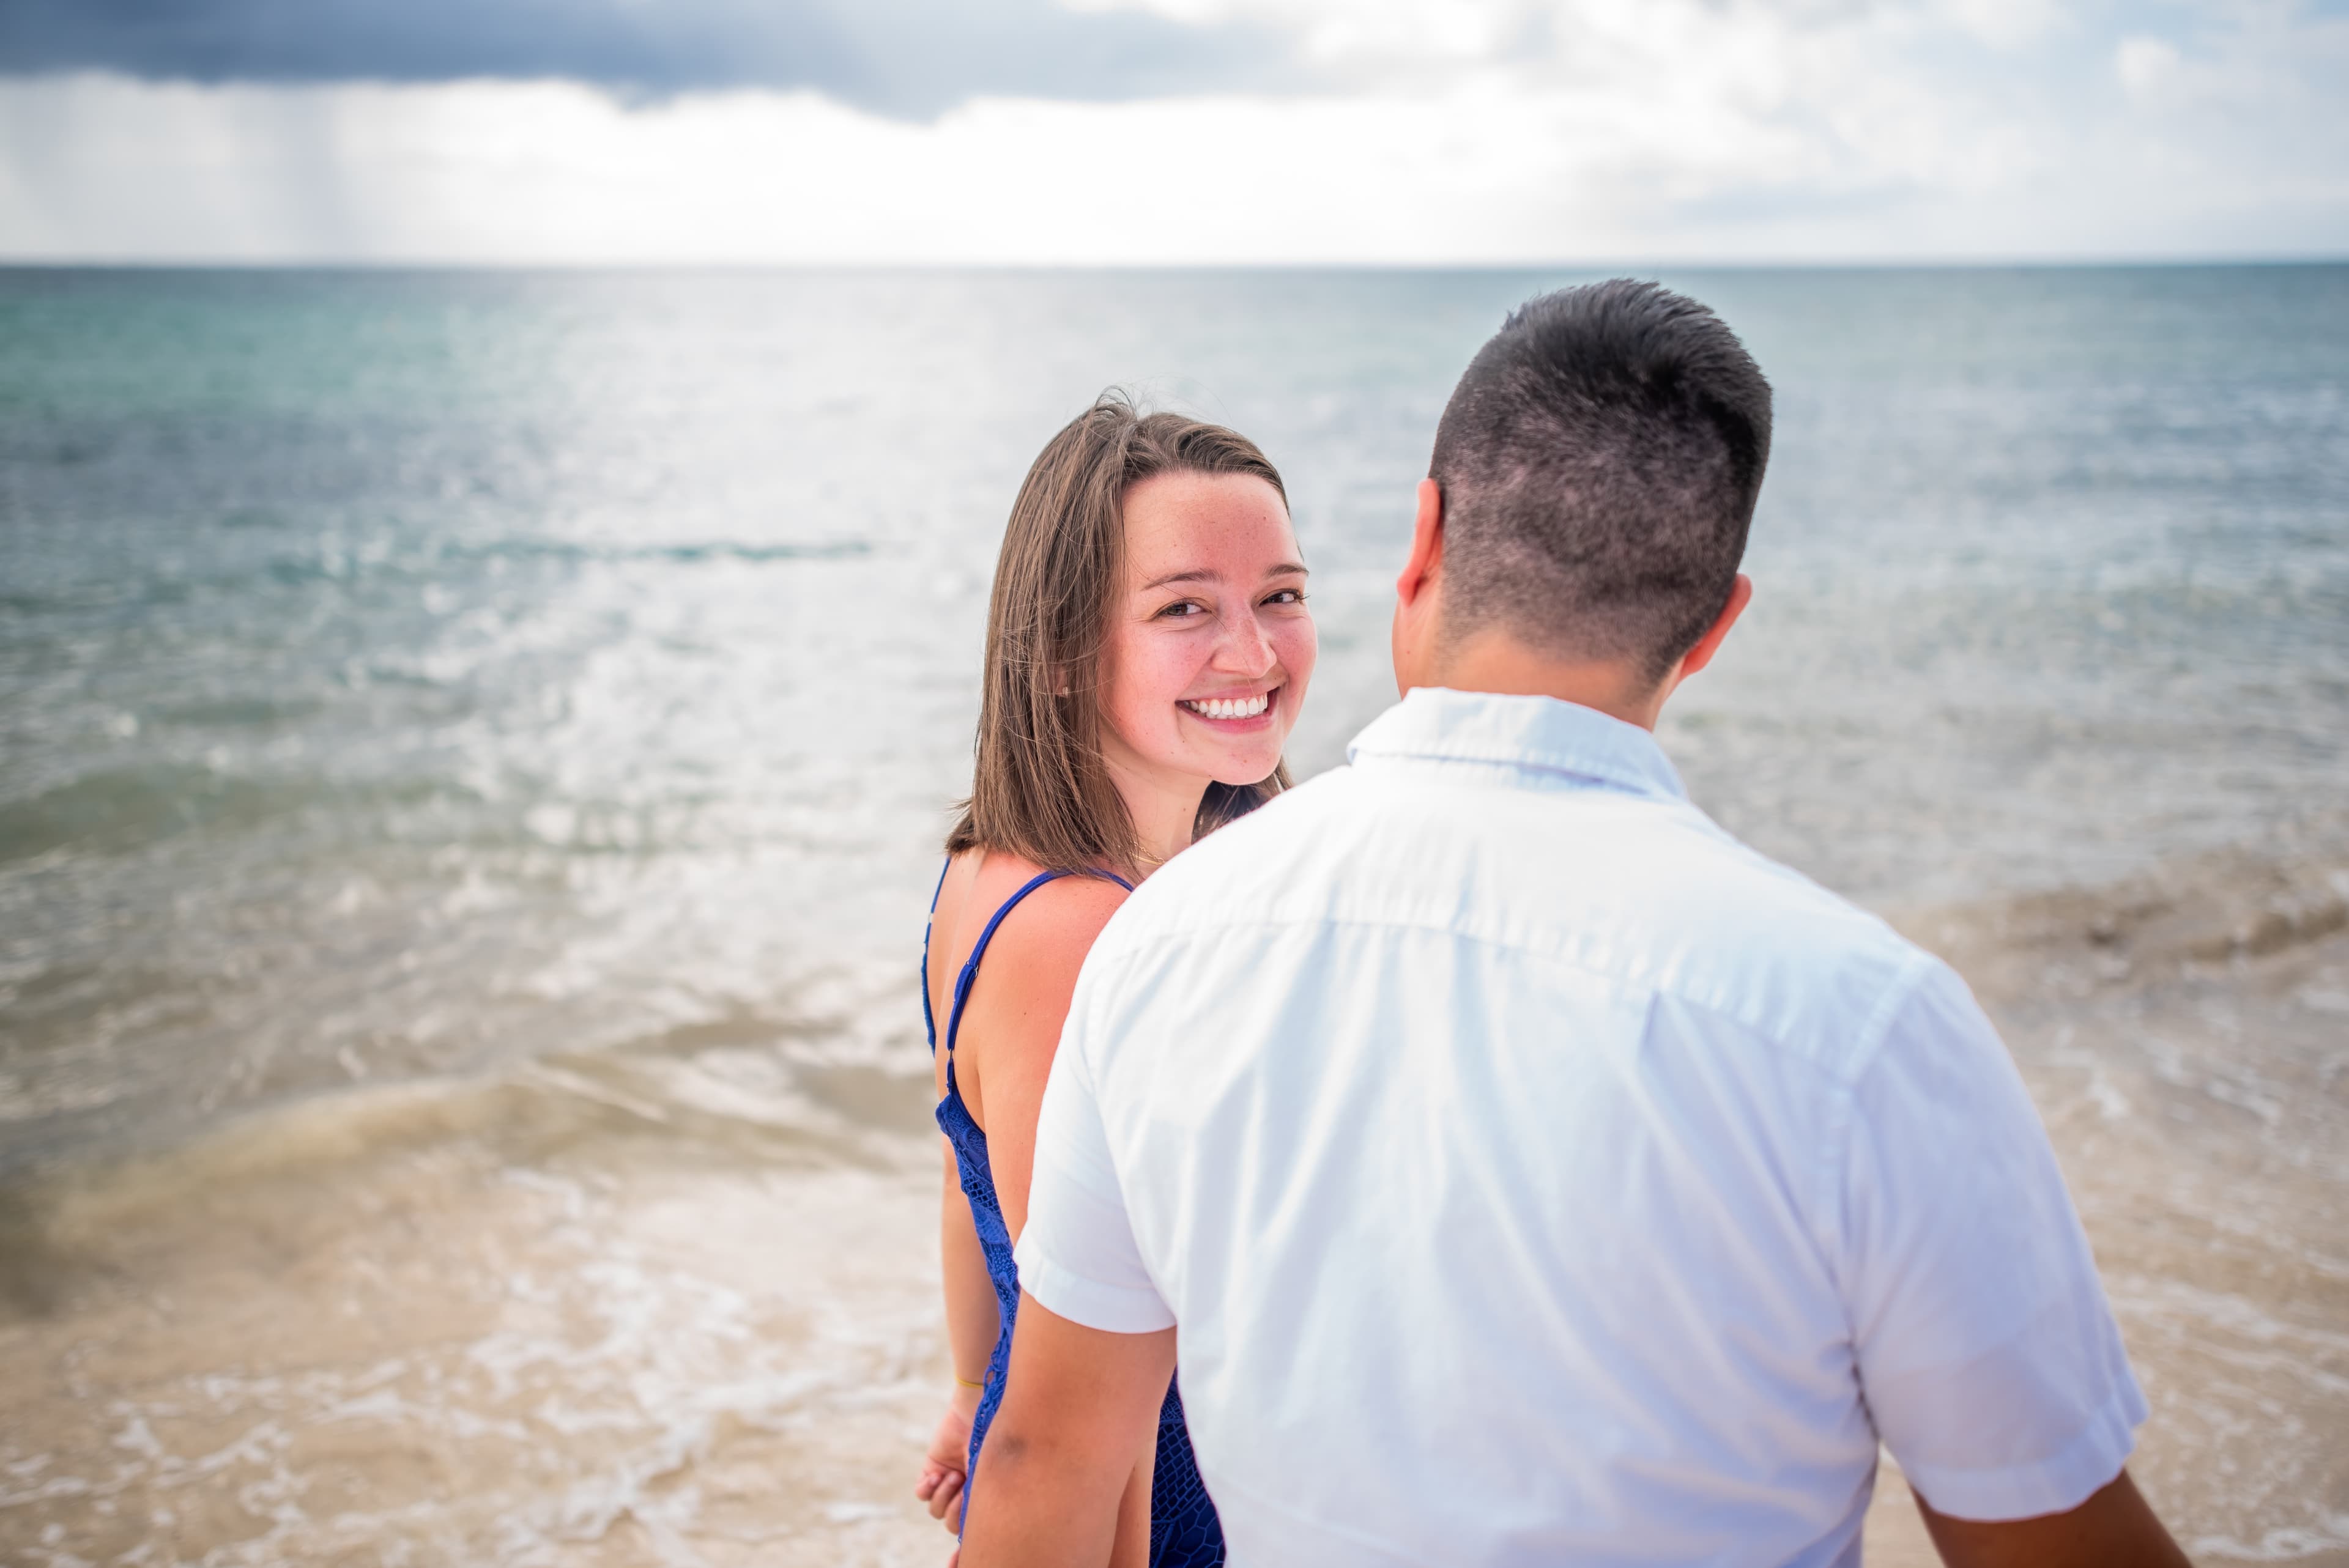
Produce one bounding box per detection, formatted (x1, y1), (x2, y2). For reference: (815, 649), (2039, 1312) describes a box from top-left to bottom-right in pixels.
(913, 395), (1316, 1566)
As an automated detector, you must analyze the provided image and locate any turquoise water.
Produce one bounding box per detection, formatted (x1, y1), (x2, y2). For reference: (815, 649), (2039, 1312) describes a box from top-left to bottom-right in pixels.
(1, 265), (2345, 1172)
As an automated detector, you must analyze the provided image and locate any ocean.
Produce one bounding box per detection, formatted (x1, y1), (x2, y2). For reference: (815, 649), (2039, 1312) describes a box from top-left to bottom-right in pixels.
(2, 265), (2344, 1565)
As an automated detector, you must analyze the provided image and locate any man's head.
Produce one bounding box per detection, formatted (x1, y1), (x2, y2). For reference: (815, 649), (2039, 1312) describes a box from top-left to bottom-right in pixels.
(1392, 279), (1773, 721)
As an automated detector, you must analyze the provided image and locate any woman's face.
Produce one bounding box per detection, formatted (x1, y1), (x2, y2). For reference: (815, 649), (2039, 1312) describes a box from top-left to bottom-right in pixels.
(1097, 469), (1316, 796)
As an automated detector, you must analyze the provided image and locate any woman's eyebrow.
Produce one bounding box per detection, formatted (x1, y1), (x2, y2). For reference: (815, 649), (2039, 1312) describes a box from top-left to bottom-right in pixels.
(1139, 561), (1309, 591)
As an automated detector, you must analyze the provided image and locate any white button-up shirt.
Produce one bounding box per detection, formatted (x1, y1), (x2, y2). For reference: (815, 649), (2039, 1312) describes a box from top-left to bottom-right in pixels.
(1015, 687), (2145, 1567)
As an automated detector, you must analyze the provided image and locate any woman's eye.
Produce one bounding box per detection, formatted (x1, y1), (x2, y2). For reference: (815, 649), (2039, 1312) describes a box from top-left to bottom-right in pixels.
(1157, 601), (1207, 619)
(1264, 589), (1306, 607)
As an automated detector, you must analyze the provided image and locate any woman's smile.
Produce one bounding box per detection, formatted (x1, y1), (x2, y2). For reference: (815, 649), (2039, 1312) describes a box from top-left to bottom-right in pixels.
(1178, 686), (1279, 727)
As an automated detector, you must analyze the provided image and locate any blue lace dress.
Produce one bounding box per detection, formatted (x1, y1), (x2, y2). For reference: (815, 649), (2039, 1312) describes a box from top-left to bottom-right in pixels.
(926, 866), (1225, 1567)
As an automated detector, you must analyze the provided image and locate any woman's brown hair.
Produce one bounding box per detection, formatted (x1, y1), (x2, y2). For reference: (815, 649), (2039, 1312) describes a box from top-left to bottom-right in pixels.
(946, 393), (1294, 878)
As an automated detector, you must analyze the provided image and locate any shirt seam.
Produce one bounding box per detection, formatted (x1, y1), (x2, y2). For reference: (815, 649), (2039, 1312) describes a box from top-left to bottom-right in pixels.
(1088, 905), (1921, 1081)
(1014, 1235), (1175, 1334)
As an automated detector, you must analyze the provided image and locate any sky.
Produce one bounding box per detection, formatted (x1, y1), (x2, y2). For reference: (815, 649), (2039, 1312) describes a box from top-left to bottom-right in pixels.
(0, 0), (2343, 265)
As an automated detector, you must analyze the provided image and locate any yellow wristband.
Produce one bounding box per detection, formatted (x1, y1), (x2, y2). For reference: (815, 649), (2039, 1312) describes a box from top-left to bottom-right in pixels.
(954, 1375), (985, 1391)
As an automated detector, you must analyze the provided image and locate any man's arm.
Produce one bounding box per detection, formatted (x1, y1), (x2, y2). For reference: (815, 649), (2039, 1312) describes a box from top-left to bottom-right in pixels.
(1838, 962), (2178, 1562)
(957, 1292), (1176, 1568)
(1918, 1467), (2189, 1568)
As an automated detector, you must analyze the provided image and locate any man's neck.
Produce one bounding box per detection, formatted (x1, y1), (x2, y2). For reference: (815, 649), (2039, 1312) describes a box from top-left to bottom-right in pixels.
(1425, 632), (1668, 731)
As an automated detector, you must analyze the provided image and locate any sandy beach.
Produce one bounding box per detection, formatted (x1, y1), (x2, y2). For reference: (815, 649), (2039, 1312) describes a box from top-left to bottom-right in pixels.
(5, 837), (2344, 1566)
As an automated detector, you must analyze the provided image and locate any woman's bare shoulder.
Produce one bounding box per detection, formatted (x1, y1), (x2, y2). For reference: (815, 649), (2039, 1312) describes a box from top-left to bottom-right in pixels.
(944, 859), (1129, 1117)
(989, 867), (1128, 964)
(952, 855), (1128, 996)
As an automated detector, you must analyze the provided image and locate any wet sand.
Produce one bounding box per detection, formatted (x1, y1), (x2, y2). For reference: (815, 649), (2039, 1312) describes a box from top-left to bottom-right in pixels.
(1, 1116), (954, 1566)
(4, 845), (2345, 1566)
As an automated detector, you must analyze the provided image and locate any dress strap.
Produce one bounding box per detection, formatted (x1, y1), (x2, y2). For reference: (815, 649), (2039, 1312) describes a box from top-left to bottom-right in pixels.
(944, 871), (1067, 1062)
(941, 867), (1136, 1064)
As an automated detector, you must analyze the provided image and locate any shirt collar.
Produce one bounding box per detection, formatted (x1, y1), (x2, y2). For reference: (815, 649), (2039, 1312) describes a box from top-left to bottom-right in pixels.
(1345, 686), (1689, 803)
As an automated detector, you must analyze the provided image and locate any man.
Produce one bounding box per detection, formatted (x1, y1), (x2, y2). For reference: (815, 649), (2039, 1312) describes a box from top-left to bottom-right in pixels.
(962, 281), (2184, 1566)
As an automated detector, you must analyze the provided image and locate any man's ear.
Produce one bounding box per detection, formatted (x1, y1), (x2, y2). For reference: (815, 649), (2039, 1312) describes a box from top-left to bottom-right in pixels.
(1672, 573), (1753, 682)
(1397, 479), (1445, 606)
(1390, 479), (1449, 696)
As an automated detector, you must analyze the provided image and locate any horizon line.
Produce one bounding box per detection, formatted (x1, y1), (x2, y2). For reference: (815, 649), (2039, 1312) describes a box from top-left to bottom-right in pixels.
(3, 254), (2346, 274)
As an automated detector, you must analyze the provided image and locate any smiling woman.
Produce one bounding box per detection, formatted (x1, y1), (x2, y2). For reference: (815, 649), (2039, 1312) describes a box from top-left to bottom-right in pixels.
(946, 394), (1313, 880)
(914, 393), (1315, 1567)
(1102, 468), (1312, 860)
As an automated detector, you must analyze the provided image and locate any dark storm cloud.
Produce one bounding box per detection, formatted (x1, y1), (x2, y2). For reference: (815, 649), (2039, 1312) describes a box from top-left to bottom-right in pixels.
(0, 0), (1304, 118)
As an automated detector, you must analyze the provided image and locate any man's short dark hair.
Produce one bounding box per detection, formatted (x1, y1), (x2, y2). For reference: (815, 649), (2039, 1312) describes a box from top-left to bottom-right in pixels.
(1430, 279), (1773, 684)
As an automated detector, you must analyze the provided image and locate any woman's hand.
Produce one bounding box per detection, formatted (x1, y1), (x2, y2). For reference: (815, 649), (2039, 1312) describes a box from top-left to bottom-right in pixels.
(916, 1384), (982, 1531)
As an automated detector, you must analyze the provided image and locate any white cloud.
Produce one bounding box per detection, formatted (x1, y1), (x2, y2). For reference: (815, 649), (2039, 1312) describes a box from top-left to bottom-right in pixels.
(0, 0), (2343, 264)
(2116, 35), (2183, 98)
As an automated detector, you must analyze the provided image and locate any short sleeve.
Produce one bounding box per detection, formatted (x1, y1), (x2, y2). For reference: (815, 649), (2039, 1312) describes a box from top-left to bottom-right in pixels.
(1838, 960), (2147, 1520)
(1013, 1008), (1175, 1334)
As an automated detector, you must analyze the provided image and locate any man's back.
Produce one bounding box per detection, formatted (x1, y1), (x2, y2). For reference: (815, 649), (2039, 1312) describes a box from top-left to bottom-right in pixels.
(1020, 687), (2144, 1566)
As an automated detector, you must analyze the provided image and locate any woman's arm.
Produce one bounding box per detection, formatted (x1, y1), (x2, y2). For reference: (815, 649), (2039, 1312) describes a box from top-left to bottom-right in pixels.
(941, 1136), (1004, 1377)
(954, 873), (1146, 1560)
(954, 874), (1129, 1241)
(919, 1136), (1002, 1528)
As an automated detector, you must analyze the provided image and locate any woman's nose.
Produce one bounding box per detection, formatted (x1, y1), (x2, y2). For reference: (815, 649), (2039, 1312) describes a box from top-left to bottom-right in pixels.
(1215, 607), (1277, 675)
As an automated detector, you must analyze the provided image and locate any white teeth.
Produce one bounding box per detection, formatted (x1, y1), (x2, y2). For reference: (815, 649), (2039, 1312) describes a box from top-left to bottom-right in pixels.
(1184, 692), (1270, 720)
